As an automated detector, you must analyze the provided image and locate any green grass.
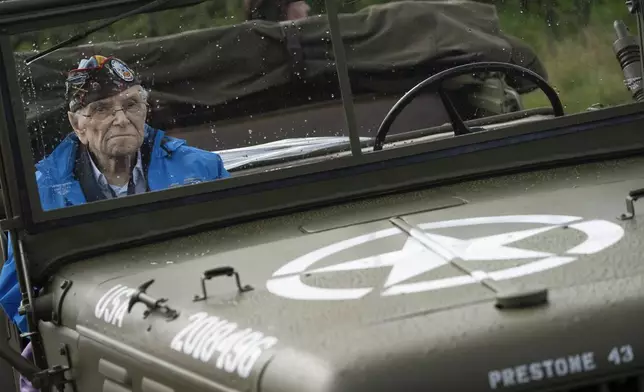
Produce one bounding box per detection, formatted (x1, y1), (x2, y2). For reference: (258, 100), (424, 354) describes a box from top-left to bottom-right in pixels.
(521, 26), (633, 113)
(497, 4), (636, 113)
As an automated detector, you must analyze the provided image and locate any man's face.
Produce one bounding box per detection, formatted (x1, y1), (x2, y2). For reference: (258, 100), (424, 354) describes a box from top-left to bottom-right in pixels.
(68, 85), (147, 160)
(286, 0), (310, 20)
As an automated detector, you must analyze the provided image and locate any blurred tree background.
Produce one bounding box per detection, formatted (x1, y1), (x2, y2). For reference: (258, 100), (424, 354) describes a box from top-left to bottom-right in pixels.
(12, 0), (639, 113)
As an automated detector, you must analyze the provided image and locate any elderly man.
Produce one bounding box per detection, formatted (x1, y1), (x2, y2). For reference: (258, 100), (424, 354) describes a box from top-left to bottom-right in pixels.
(0, 56), (230, 382)
(34, 54), (229, 208)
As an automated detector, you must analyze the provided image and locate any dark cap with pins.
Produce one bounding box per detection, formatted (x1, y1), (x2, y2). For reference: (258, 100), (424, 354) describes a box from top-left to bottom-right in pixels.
(65, 55), (141, 112)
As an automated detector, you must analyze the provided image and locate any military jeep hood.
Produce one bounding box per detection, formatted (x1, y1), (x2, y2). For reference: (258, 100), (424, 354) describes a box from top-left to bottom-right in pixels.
(52, 156), (644, 392)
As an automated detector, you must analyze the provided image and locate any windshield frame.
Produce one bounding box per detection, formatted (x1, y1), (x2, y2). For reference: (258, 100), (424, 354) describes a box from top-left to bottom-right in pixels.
(0, 0), (205, 35)
(1, 0), (644, 252)
(4, 70), (644, 231)
(16, 102), (644, 284)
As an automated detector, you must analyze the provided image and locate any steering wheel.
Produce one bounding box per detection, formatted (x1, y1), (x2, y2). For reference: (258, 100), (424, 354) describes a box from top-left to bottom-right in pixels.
(372, 61), (565, 151)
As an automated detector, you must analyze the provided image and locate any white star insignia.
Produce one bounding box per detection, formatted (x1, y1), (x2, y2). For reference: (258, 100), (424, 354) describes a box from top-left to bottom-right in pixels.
(307, 226), (559, 287)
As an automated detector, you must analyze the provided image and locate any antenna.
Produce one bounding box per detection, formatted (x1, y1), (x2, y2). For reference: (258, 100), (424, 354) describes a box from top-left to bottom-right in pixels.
(625, 0), (644, 94)
(613, 20), (644, 101)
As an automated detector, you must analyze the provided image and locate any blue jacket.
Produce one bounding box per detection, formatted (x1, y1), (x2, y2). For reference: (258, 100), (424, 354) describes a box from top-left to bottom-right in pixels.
(0, 124), (230, 332)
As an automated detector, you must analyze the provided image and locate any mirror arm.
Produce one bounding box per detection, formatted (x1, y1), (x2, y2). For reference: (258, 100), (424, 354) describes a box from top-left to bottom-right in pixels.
(0, 342), (72, 390)
(0, 343), (39, 382)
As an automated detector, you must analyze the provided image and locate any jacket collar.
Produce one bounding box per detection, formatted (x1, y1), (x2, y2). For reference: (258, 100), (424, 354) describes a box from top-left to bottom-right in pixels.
(35, 124), (184, 183)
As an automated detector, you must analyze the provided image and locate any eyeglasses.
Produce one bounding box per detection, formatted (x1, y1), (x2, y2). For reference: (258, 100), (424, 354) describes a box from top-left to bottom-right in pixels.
(79, 100), (148, 121)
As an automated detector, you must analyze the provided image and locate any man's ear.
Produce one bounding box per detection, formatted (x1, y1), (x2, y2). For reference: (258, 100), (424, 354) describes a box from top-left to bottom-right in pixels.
(68, 111), (87, 144)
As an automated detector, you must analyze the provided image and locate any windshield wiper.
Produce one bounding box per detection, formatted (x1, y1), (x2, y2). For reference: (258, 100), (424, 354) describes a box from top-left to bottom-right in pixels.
(218, 137), (368, 171)
(24, 0), (181, 65)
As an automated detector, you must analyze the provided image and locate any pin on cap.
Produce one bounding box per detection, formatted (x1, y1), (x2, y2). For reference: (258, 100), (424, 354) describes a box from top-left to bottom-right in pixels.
(66, 55), (141, 112)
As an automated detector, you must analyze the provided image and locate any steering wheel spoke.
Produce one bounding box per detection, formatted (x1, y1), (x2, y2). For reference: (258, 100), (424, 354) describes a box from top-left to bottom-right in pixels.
(437, 86), (470, 136)
(372, 61), (564, 151)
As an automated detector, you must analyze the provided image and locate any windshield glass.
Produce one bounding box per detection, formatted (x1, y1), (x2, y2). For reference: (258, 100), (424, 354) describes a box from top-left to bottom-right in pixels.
(7, 0), (639, 214)
(11, 0), (347, 212)
(333, 0), (636, 149)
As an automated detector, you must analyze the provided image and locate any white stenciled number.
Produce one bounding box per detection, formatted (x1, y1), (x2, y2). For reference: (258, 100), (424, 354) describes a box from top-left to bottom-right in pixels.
(608, 345), (635, 365)
(189, 317), (223, 360)
(194, 319), (228, 360)
(184, 316), (220, 355)
(199, 322), (239, 361)
(236, 337), (279, 378)
(214, 328), (252, 367)
(171, 312), (208, 352)
(170, 312), (279, 379)
(622, 345), (635, 362)
(214, 328), (254, 370)
(221, 331), (264, 375)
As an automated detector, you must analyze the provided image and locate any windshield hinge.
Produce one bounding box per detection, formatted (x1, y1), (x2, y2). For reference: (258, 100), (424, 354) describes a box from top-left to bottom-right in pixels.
(0, 345), (74, 392)
(0, 216), (24, 231)
(17, 298), (31, 316)
(618, 187), (644, 220)
(32, 365), (74, 392)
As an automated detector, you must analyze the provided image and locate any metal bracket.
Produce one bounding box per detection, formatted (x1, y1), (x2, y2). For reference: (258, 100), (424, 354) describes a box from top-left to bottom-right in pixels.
(627, 0), (639, 14)
(618, 187), (644, 220)
(495, 287), (549, 310)
(24, 364), (74, 392)
(0, 216), (23, 231)
(57, 343), (77, 392)
(17, 298), (31, 315)
(193, 266), (254, 302)
(52, 280), (72, 325)
(127, 279), (179, 321)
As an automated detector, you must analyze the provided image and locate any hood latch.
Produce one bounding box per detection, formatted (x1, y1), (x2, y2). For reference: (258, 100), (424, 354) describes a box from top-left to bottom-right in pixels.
(127, 279), (180, 321)
(618, 187), (644, 220)
(193, 266), (254, 302)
